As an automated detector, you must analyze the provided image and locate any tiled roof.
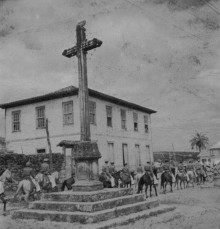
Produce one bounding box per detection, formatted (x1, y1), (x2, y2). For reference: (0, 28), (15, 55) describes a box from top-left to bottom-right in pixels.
(0, 86), (156, 114)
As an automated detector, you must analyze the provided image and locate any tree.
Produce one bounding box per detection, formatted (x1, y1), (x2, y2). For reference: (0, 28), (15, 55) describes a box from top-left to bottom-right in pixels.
(190, 132), (209, 152)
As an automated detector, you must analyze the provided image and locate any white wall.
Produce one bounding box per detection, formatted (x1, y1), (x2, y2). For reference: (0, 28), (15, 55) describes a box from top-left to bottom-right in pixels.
(5, 95), (153, 170)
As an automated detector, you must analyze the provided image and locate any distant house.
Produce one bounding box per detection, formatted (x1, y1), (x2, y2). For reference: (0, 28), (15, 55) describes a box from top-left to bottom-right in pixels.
(0, 86), (156, 172)
(153, 151), (199, 163)
(209, 141), (220, 164)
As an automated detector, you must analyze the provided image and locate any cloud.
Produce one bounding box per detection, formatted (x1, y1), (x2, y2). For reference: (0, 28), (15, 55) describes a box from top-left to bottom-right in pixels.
(0, 0), (220, 150)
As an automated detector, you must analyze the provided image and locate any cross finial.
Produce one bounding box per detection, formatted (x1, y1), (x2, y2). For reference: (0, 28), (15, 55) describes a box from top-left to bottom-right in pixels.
(77, 20), (86, 28)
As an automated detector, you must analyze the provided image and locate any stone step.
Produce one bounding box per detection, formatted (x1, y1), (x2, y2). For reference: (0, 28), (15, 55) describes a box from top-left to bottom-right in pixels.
(30, 193), (145, 212)
(42, 188), (133, 202)
(12, 198), (160, 224)
(83, 205), (177, 229)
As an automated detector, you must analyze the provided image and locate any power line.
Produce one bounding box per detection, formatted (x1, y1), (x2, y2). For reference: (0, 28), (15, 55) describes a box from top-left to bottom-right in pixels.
(201, 0), (220, 16)
(123, 0), (207, 43)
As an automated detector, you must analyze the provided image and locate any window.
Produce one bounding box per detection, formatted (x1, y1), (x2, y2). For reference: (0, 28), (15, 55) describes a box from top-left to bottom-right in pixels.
(122, 143), (129, 166)
(121, 109), (126, 130)
(144, 115), (149, 133)
(135, 144), (141, 166)
(106, 106), (112, 127)
(37, 148), (46, 154)
(133, 112), (138, 131)
(63, 101), (73, 125)
(107, 142), (114, 162)
(12, 110), (21, 132)
(89, 101), (96, 125)
(36, 106), (45, 128)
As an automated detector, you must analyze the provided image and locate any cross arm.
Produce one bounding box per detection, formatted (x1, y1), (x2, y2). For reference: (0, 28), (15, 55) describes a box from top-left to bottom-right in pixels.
(62, 38), (103, 58)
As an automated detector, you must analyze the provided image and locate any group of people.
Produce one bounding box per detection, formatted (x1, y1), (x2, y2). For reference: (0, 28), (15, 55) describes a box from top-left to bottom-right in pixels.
(99, 160), (159, 189)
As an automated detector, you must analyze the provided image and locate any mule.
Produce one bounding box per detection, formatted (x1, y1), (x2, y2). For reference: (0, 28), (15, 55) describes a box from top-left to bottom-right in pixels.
(0, 169), (13, 212)
(161, 171), (173, 194)
(137, 173), (158, 198)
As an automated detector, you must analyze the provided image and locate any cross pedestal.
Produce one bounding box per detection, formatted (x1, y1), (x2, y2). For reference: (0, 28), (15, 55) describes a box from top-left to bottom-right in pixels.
(72, 141), (103, 191)
(58, 140), (103, 191)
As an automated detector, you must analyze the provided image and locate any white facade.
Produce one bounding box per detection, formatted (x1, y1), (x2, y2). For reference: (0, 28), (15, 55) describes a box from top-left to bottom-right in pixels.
(2, 88), (155, 171)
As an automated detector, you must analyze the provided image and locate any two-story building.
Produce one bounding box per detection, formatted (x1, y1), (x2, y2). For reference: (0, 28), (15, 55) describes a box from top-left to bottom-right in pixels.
(0, 86), (156, 171)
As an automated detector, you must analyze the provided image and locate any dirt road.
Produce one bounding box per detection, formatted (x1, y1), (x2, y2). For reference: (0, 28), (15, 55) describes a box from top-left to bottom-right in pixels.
(1, 184), (220, 229)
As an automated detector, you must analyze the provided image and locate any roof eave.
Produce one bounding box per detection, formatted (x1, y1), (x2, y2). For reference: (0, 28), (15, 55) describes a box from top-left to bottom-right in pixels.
(0, 87), (157, 114)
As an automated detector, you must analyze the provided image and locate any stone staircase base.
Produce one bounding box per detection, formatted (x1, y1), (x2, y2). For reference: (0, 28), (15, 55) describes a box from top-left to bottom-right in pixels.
(12, 188), (175, 225)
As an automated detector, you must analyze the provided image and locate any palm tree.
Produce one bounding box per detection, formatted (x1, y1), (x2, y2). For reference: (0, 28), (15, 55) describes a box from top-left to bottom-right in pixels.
(190, 132), (209, 152)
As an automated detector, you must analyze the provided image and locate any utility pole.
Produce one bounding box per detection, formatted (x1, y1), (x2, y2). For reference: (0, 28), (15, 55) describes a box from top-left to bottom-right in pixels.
(46, 118), (53, 173)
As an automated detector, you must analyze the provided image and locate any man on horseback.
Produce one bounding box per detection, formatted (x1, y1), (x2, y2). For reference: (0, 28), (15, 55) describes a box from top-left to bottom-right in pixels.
(144, 162), (154, 183)
(41, 158), (50, 175)
(23, 161), (40, 192)
(162, 160), (175, 183)
(0, 164), (13, 212)
(120, 163), (133, 188)
(39, 158), (51, 191)
(109, 162), (116, 175)
(14, 161), (40, 202)
(100, 165), (112, 188)
(137, 164), (143, 174)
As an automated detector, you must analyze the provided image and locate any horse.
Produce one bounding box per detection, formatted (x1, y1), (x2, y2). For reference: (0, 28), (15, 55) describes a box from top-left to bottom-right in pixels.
(137, 173), (158, 198)
(161, 171), (173, 194)
(186, 170), (196, 188)
(35, 171), (59, 193)
(99, 172), (112, 188)
(134, 172), (144, 191)
(112, 170), (132, 188)
(61, 177), (75, 191)
(14, 177), (41, 203)
(195, 168), (205, 185)
(175, 171), (187, 190)
(0, 169), (13, 212)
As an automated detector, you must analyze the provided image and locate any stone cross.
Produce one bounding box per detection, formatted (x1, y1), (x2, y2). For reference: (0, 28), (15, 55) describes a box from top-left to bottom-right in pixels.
(62, 21), (103, 191)
(62, 21), (102, 141)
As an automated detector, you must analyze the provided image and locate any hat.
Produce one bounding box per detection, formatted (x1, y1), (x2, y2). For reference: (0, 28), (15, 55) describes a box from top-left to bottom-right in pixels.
(44, 158), (49, 162)
(26, 161), (31, 166)
(111, 162), (114, 164)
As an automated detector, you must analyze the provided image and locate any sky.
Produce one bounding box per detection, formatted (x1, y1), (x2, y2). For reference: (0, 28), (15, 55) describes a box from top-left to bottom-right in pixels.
(0, 0), (220, 152)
